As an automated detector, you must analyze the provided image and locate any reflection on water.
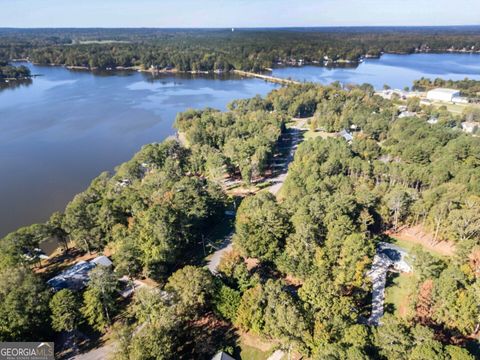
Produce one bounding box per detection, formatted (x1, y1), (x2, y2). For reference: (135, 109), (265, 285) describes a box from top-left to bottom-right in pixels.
(0, 78), (33, 91)
(0, 63), (279, 237)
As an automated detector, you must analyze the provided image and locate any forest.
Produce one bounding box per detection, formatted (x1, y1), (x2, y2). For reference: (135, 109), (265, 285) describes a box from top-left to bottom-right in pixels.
(0, 82), (479, 359)
(1, 27), (480, 71)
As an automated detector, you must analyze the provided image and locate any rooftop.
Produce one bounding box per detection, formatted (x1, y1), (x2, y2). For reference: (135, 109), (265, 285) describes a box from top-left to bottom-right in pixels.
(212, 352), (235, 360)
(427, 88), (460, 95)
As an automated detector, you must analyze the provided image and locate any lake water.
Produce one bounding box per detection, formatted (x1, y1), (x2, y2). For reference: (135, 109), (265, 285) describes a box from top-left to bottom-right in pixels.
(272, 53), (480, 89)
(0, 64), (279, 237)
(1, 53), (480, 237)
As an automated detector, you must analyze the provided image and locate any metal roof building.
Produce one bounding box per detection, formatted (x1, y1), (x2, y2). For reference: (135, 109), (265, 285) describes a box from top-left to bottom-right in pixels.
(426, 88), (461, 102)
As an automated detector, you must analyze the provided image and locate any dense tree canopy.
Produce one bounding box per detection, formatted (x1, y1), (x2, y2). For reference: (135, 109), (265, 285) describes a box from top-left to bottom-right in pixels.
(2, 28), (480, 72)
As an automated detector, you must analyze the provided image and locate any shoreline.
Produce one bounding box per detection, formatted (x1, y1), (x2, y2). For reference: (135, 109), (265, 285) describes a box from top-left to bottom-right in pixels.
(11, 50), (480, 77)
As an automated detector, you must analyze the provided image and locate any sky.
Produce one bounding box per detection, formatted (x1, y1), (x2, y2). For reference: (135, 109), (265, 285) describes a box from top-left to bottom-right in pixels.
(0, 0), (479, 28)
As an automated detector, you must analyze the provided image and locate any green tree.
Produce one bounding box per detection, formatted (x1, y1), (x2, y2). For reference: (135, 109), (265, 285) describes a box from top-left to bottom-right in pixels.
(81, 266), (118, 332)
(49, 289), (82, 333)
(385, 186), (413, 231)
(263, 280), (309, 352)
(0, 267), (50, 341)
(47, 211), (69, 252)
(445, 345), (475, 360)
(165, 266), (214, 318)
(234, 192), (290, 261)
(374, 315), (412, 360)
(411, 246), (445, 282)
(213, 284), (241, 322)
(235, 285), (265, 334)
(111, 225), (142, 283)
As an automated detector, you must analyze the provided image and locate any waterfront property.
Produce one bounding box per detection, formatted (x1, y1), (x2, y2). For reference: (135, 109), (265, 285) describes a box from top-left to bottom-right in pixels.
(47, 255), (113, 291)
(2, 53), (480, 238)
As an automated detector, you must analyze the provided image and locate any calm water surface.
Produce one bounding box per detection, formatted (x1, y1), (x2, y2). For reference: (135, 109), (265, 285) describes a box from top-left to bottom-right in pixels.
(0, 64), (278, 236)
(1, 53), (480, 237)
(272, 53), (480, 89)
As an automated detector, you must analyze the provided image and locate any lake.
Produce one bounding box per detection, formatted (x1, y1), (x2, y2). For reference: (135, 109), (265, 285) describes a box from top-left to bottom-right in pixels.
(0, 64), (279, 237)
(272, 53), (480, 89)
(1, 53), (480, 237)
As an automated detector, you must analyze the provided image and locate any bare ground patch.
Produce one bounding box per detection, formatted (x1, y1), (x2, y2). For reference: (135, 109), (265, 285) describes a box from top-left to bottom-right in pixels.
(389, 225), (456, 257)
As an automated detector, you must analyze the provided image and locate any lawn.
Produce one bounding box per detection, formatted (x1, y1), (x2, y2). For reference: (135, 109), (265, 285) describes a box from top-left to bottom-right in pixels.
(303, 129), (339, 141)
(237, 344), (270, 360)
(430, 101), (480, 115)
(384, 272), (414, 319)
(234, 332), (276, 360)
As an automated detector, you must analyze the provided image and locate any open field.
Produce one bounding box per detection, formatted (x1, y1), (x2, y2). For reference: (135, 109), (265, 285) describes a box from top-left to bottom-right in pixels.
(431, 100), (480, 115)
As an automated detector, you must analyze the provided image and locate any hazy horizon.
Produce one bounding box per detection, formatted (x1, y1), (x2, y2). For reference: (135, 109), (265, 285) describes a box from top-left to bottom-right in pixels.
(1, 0), (479, 28)
(1, 25), (480, 30)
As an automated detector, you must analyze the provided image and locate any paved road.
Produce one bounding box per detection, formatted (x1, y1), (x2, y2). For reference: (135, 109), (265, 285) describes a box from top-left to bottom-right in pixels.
(268, 127), (303, 196)
(208, 124), (304, 273)
(207, 233), (234, 274)
(70, 342), (114, 360)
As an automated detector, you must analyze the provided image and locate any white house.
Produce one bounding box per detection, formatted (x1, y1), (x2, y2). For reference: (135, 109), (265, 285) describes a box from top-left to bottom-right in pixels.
(426, 88), (461, 102)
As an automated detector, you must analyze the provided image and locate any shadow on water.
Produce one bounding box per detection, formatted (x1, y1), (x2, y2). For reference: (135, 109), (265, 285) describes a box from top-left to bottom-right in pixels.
(0, 78), (33, 91)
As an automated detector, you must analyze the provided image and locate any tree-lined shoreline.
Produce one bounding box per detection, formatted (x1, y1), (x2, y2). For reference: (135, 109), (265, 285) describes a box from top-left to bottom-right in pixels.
(2, 27), (480, 72)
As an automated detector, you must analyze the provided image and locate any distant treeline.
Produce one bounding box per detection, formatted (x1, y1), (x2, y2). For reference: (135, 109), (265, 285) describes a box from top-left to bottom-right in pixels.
(1, 27), (480, 71)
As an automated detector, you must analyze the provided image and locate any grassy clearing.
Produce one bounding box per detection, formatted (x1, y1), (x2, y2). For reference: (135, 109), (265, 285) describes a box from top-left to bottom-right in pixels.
(430, 101), (480, 115)
(303, 129), (338, 141)
(384, 272), (414, 319)
(237, 344), (270, 360)
(235, 332), (276, 360)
